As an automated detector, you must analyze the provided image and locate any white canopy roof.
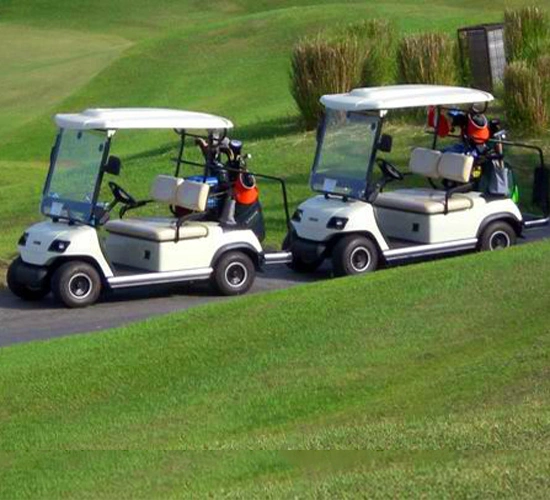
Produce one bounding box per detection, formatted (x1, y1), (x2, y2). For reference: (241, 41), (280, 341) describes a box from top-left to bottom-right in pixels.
(54, 108), (234, 131)
(321, 85), (494, 112)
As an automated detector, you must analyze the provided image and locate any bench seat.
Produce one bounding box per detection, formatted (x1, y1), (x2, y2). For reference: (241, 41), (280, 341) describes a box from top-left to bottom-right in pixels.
(105, 218), (208, 242)
(374, 188), (473, 214)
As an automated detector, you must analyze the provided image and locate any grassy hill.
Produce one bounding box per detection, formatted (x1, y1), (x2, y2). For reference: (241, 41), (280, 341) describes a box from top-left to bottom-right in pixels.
(2, 0), (550, 265)
(1, 241), (550, 496)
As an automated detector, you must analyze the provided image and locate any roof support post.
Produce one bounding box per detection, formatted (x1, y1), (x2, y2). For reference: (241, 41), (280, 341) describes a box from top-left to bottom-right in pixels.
(174, 130), (186, 177)
(432, 106), (441, 150)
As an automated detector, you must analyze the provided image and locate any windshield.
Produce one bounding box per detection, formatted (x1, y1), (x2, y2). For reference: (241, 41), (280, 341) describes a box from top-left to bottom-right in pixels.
(310, 110), (380, 199)
(42, 129), (108, 223)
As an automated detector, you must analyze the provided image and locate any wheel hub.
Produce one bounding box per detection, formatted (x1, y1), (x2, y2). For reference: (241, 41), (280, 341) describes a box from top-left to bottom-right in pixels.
(225, 262), (248, 288)
(350, 246), (371, 272)
(490, 231), (511, 250)
(68, 273), (93, 299)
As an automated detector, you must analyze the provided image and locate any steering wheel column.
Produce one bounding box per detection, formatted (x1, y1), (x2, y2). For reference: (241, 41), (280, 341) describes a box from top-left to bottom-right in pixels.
(367, 158), (405, 203)
(107, 181), (150, 219)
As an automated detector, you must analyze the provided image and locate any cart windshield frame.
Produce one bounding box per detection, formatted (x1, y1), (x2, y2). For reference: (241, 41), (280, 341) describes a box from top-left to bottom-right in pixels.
(310, 110), (382, 200)
(41, 128), (110, 225)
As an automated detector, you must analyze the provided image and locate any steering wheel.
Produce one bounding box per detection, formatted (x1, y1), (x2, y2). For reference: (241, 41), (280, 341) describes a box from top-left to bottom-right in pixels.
(108, 181), (137, 206)
(376, 158), (404, 181)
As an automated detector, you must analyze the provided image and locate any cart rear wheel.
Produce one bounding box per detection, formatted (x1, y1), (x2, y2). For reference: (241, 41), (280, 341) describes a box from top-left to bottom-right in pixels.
(332, 235), (379, 277)
(212, 251), (255, 296)
(7, 257), (50, 301)
(51, 261), (102, 308)
(479, 221), (516, 251)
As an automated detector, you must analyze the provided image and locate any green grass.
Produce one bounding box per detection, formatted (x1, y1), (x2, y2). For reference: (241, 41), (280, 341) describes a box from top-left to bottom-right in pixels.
(0, 25), (131, 141)
(2, 0), (550, 491)
(1, 241), (550, 496)
(2, 451), (550, 498)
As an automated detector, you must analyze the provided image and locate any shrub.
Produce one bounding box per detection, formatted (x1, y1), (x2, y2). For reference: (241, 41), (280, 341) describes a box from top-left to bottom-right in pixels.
(504, 60), (548, 133)
(347, 19), (397, 86)
(504, 6), (550, 65)
(397, 33), (459, 85)
(537, 55), (550, 120)
(290, 34), (365, 129)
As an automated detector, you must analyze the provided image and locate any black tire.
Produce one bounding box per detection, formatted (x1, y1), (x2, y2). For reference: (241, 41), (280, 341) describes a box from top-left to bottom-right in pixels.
(212, 251), (255, 296)
(283, 233), (323, 273)
(479, 221), (516, 251)
(332, 235), (379, 277)
(51, 261), (102, 308)
(7, 257), (50, 301)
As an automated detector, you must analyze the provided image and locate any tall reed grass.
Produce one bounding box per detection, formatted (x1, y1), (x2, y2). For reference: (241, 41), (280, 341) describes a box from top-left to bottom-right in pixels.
(397, 33), (459, 85)
(347, 19), (397, 86)
(504, 6), (550, 64)
(504, 61), (548, 133)
(537, 55), (550, 123)
(290, 34), (365, 129)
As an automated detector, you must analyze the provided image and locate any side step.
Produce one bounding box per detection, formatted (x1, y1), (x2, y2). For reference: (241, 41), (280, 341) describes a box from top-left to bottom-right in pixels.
(524, 216), (550, 230)
(263, 251), (293, 265)
(107, 268), (213, 289)
(383, 238), (478, 262)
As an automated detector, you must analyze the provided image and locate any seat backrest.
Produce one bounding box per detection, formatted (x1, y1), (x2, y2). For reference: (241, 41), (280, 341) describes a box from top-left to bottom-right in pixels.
(409, 148), (441, 179)
(150, 175), (183, 204)
(437, 153), (474, 183)
(175, 180), (210, 212)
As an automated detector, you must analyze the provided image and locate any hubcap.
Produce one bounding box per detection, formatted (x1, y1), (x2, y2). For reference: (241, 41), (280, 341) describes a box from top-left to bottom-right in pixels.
(350, 246), (371, 272)
(489, 231), (511, 250)
(225, 262), (248, 288)
(68, 273), (93, 300)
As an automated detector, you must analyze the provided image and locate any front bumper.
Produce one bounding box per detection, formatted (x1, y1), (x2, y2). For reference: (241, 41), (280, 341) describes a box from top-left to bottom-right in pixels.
(288, 234), (327, 263)
(13, 260), (49, 289)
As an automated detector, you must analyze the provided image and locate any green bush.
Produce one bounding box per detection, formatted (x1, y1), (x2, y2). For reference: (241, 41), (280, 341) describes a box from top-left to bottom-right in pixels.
(290, 34), (365, 129)
(503, 60), (548, 133)
(504, 6), (550, 64)
(397, 33), (459, 85)
(537, 55), (550, 121)
(347, 19), (397, 86)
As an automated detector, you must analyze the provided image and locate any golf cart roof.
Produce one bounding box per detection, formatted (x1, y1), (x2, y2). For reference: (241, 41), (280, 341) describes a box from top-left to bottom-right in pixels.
(54, 108), (234, 131)
(321, 85), (494, 112)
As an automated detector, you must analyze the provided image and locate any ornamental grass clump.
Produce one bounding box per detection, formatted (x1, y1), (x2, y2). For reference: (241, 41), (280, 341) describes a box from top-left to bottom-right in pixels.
(504, 6), (550, 64)
(347, 19), (397, 86)
(503, 61), (548, 133)
(537, 55), (550, 114)
(290, 34), (365, 129)
(503, 6), (550, 133)
(397, 33), (459, 85)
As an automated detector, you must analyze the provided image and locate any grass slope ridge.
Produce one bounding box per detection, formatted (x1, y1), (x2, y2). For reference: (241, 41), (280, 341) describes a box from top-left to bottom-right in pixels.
(1, 242), (550, 495)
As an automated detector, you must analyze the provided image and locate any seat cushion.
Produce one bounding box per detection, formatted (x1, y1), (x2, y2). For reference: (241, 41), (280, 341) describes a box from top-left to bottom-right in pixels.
(175, 180), (210, 212)
(409, 147), (442, 179)
(150, 175), (183, 204)
(437, 153), (474, 183)
(105, 218), (208, 242)
(374, 188), (473, 214)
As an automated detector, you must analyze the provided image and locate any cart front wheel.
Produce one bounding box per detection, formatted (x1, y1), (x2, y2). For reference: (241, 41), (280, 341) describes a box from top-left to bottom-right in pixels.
(479, 221), (516, 251)
(283, 233), (323, 273)
(7, 257), (50, 301)
(51, 261), (102, 308)
(332, 235), (379, 277)
(212, 251), (255, 296)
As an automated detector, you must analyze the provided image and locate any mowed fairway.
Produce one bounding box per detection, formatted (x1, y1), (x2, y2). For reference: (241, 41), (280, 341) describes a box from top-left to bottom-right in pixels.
(0, 25), (131, 141)
(1, 241), (550, 496)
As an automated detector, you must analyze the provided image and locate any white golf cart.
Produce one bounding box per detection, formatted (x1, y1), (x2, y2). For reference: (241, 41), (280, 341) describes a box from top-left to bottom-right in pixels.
(8, 108), (292, 307)
(286, 85), (550, 276)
